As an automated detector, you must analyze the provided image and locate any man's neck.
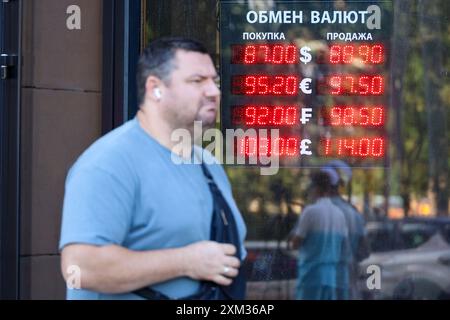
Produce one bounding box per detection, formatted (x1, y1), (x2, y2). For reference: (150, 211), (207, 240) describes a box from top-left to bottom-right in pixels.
(136, 108), (193, 157)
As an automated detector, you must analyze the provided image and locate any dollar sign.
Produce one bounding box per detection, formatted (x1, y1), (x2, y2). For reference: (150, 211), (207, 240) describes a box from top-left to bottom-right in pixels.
(300, 46), (312, 64)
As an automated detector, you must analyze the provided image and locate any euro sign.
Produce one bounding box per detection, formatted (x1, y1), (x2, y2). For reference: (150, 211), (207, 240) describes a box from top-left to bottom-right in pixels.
(300, 46), (312, 64)
(299, 78), (312, 94)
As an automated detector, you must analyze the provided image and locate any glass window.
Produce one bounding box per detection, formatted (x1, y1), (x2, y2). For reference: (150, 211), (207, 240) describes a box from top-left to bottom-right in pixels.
(144, 0), (449, 300)
(143, 0), (218, 61)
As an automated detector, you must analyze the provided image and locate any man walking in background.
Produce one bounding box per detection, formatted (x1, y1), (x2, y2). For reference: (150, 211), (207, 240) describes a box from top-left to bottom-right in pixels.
(290, 171), (349, 300)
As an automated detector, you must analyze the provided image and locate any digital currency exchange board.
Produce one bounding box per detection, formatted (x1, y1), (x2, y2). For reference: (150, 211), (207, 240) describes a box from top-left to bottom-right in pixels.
(220, 1), (392, 167)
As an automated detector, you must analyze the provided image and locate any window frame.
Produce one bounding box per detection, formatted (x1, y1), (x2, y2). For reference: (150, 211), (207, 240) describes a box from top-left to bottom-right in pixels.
(102, 0), (142, 133)
(0, 0), (22, 299)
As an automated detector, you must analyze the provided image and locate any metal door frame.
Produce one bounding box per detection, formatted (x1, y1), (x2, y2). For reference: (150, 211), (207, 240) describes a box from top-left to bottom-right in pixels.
(102, 0), (141, 133)
(0, 0), (22, 300)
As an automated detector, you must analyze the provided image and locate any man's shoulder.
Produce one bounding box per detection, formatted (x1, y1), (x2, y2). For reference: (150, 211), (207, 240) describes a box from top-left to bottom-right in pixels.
(301, 202), (324, 217)
(331, 197), (352, 214)
(306, 198), (346, 219)
(334, 197), (364, 220)
(69, 120), (141, 176)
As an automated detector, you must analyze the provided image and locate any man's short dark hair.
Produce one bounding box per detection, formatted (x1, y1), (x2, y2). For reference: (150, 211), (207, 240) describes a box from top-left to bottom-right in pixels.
(310, 171), (332, 195)
(136, 37), (209, 105)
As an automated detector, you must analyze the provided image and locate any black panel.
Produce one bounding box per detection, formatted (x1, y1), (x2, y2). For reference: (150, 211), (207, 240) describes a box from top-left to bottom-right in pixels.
(0, 0), (21, 300)
(102, 0), (142, 134)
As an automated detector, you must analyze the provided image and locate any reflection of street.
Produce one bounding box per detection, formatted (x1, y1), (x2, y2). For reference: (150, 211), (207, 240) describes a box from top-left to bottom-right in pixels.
(244, 217), (450, 300)
(244, 241), (297, 299)
(247, 279), (296, 300)
(359, 218), (450, 299)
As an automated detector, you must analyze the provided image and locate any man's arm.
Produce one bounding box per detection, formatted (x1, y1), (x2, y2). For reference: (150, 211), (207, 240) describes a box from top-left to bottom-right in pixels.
(288, 208), (311, 250)
(61, 241), (240, 294)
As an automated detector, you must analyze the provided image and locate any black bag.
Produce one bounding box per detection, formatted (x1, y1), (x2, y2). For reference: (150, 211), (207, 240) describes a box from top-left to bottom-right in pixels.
(133, 162), (246, 300)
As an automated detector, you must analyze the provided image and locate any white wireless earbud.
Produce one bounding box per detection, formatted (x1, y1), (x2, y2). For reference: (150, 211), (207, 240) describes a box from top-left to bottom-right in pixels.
(154, 88), (162, 99)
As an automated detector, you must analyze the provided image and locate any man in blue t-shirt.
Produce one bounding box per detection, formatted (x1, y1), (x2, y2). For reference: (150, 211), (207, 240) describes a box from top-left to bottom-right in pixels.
(323, 162), (370, 299)
(59, 38), (247, 300)
(289, 171), (349, 300)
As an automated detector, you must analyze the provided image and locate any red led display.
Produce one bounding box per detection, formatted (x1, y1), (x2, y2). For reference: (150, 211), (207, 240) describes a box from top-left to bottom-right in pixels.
(322, 137), (386, 157)
(231, 44), (298, 64)
(232, 75), (299, 95)
(318, 75), (385, 95)
(322, 106), (386, 127)
(232, 106), (299, 126)
(220, 2), (393, 166)
(328, 44), (385, 64)
(237, 136), (299, 157)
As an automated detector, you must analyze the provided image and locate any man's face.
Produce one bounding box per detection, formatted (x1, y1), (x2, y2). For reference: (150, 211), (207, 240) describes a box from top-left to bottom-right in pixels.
(160, 50), (220, 131)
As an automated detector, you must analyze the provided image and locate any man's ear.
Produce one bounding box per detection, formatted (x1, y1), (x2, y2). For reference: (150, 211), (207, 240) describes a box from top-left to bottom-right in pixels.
(145, 76), (164, 102)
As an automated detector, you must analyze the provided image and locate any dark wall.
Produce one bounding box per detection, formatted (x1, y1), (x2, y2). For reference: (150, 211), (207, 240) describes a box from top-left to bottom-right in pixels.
(20, 0), (103, 299)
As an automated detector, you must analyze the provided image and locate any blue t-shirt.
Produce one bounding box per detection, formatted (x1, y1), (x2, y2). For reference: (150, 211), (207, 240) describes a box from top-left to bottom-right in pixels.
(59, 117), (247, 300)
(292, 198), (349, 290)
(330, 196), (366, 263)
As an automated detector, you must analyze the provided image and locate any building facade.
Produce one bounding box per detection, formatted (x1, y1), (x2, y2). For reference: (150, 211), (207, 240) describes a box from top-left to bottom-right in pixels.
(1, 0), (449, 300)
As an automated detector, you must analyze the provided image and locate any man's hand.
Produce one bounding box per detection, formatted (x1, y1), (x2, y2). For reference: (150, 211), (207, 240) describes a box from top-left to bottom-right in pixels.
(60, 241), (242, 294)
(183, 241), (241, 286)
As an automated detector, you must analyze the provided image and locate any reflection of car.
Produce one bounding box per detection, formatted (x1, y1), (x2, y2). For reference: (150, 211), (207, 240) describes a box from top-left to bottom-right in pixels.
(243, 241), (297, 299)
(359, 218), (450, 300)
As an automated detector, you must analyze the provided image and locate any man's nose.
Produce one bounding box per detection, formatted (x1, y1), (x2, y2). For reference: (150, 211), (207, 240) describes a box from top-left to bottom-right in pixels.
(205, 78), (221, 98)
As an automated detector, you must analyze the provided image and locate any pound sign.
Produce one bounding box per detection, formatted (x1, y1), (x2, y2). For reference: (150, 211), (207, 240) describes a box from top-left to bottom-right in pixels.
(300, 139), (312, 156)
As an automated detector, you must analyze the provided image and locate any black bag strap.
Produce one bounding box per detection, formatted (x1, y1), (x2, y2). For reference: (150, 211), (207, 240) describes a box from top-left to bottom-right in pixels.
(133, 159), (245, 300)
(200, 162), (246, 300)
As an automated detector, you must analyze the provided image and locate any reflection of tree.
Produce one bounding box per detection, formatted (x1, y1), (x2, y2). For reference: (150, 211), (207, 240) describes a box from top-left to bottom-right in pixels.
(145, 0), (217, 55)
(226, 167), (306, 240)
(418, 0), (449, 216)
(390, 0), (412, 215)
(354, 0), (449, 216)
(389, 0), (449, 216)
